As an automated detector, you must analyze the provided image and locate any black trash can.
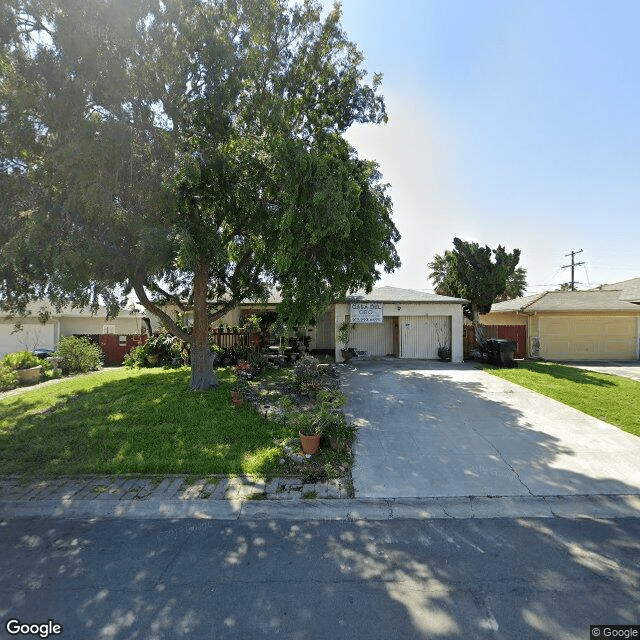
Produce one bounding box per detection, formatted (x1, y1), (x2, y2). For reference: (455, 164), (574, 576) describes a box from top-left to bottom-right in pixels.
(486, 338), (518, 368)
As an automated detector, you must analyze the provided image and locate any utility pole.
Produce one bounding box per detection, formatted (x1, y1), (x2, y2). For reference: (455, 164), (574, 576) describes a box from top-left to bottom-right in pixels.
(562, 250), (584, 291)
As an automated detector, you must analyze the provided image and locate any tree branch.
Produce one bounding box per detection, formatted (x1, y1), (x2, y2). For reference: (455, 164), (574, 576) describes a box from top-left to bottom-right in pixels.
(132, 275), (192, 343)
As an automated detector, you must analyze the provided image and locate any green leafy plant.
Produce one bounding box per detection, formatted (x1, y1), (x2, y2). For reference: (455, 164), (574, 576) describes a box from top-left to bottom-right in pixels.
(53, 336), (103, 374)
(293, 354), (322, 395)
(0, 364), (18, 391)
(1, 351), (42, 371)
(232, 376), (252, 396)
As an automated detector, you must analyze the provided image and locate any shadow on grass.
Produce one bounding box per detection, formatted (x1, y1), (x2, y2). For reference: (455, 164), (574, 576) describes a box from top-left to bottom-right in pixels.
(0, 367), (292, 477)
(487, 361), (617, 387)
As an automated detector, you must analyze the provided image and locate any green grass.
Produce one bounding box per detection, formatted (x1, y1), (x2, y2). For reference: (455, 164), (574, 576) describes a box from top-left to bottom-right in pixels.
(0, 366), (293, 477)
(482, 361), (640, 437)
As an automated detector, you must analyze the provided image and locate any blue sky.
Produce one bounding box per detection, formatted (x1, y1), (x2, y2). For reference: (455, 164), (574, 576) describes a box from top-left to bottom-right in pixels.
(322, 0), (639, 293)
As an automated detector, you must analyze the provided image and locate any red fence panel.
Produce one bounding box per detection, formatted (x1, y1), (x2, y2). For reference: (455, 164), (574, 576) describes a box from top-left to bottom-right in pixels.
(99, 334), (147, 366)
(464, 325), (527, 359)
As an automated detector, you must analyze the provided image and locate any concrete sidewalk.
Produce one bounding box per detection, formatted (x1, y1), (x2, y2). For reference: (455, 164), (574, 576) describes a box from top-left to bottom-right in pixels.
(2, 474), (640, 521)
(344, 359), (640, 502)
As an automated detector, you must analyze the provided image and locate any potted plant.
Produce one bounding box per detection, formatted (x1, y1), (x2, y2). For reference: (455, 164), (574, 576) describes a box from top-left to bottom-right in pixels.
(338, 321), (356, 361)
(231, 377), (251, 407)
(1, 351), (44, 384)
(298, 414), (322, 455)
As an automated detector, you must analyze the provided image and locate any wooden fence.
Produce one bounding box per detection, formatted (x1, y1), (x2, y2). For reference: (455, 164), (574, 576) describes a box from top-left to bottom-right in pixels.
(463, 324), (527, 359)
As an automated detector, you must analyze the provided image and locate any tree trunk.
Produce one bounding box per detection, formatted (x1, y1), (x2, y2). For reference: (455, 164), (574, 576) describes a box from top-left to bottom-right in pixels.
(472, 306), (486, 346)
(190, 258), (219, 391)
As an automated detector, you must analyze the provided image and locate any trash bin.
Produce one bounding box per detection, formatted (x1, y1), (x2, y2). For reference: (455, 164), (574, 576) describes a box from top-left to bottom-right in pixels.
(486, 338), (517, 368)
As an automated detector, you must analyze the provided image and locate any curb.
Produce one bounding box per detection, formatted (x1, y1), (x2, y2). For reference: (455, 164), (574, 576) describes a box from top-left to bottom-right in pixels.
(2, 494), (640, 521)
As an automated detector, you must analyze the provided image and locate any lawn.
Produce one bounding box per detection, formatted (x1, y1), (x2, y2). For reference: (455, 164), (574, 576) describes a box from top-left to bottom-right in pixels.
(483, 361), (640, 437)
(0, 366), (293, 477)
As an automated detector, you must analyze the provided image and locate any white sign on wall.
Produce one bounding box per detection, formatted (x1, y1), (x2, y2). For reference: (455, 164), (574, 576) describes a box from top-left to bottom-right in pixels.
(351, 302), (384, 323)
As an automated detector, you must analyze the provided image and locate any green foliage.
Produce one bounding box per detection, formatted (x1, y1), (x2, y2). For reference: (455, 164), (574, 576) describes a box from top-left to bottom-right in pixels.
(124, 334), (187, 368)
(1, 0), (400, 391)
(0, 365), (18, 391)
(122, 345), (147, 368)
(1, 351), (42, 371)
(53, 337), (103, 374)
(428, 237), (526, 321)
(293, 354), (322, 395)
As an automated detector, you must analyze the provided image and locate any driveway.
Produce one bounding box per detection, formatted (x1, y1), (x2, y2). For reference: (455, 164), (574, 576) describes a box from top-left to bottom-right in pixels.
(342, 359), (640, 499)
(562, 360), (640, 383)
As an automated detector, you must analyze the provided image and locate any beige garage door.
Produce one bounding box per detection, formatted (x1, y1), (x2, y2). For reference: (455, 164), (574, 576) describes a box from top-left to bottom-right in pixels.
(400, 316), (451, 359)
(540, 316), (637, 360)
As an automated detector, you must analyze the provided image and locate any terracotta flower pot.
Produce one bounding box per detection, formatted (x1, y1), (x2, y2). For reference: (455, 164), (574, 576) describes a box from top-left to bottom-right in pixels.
(299, 432), (321, 455)
(231, 390), (243, 407)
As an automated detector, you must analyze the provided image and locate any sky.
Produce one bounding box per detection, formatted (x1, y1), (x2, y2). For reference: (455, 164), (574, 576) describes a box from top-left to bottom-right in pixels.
(319, 0), (639, 294)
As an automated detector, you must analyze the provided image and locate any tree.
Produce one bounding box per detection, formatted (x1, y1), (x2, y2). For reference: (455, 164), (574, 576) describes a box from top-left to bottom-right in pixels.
(0, 0), (400, 390)
(428, 238), (526, 338)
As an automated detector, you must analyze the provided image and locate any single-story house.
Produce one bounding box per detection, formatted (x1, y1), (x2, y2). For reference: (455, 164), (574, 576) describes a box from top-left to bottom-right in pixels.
(481, 278), (640, 361)
(160, 286), (468, 363)
(2, 286), (468, 364)
(0, 304), (149, 362)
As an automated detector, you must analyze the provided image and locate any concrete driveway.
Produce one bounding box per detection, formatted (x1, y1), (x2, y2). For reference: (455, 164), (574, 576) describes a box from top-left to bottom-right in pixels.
(562, 360), (640, 383)
(342, 359), (640, 499)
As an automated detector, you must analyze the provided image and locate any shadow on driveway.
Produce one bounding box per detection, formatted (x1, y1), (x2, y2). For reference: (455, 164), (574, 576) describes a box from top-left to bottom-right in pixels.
(342, 360), (640, 499)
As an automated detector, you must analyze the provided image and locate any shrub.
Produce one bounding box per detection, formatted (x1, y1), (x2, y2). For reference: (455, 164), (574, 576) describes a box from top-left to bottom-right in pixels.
(1, 351), (42, 371)
(0, 364), (18, 391)
(123, 344), (147, 368)
(53, 336), (103, 374)
(123, 333), (187, 367)
(293, 354), (321, 395)
(144, 333), (185, 366)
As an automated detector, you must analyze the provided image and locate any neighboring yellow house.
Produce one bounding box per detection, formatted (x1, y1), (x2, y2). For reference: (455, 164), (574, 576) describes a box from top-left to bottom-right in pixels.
(482, 278), (640, 361)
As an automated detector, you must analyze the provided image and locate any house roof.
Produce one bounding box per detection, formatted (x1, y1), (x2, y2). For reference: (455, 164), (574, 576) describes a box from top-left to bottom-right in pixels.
(593, 277), (640, 304)
(346, 286), (468, 304)
(488, 289), (640, 313)
(5, 302), (143, 319)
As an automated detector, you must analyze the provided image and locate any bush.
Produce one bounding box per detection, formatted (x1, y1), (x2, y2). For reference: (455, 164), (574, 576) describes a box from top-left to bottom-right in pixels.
(293, 354), (322, 395)
(123, 344), (147, 368)
(53, 336), (103, 374)
(123, 333), (187, 368)
(0, 364), (18, 391)
(1, 351), (42, 371)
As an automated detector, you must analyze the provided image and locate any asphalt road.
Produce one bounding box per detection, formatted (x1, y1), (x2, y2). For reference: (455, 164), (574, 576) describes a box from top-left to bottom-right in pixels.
(2, 515), (639, 640)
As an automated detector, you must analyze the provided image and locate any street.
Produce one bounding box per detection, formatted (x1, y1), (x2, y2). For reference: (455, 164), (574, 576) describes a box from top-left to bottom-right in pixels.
(2, 515), (639, 640)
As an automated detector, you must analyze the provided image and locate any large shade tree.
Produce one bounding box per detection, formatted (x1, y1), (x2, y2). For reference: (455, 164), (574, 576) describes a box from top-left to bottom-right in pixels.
(0, 0), (400, 389)
(428, 237), (526, 338)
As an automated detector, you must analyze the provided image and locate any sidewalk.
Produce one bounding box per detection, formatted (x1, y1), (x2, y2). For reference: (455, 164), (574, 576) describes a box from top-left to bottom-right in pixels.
(2, 474), (640, 521)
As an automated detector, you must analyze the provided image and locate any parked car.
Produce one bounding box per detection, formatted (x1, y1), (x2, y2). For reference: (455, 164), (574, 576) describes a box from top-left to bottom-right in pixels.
(32, 348), (54, 359)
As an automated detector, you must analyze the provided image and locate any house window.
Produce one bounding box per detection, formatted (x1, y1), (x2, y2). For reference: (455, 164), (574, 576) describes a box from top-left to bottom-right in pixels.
(119, 335), (127, 346)
(102, 325), (116, 334)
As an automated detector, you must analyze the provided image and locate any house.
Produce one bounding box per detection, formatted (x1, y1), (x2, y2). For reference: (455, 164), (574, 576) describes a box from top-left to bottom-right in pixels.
(2, 286), (468, 364)
(481, 278), (640, 361)
(157, 286), (468, 363)
(0, 304), (148, 363)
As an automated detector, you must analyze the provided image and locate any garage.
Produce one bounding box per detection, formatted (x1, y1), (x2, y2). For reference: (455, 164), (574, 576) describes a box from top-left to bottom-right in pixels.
(399, 316), (451, 359)
(0, 322), (58, 358)
(540, 316), (637, 360)
(334, 287), (467, 363)
(483, 285), (640, 362)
